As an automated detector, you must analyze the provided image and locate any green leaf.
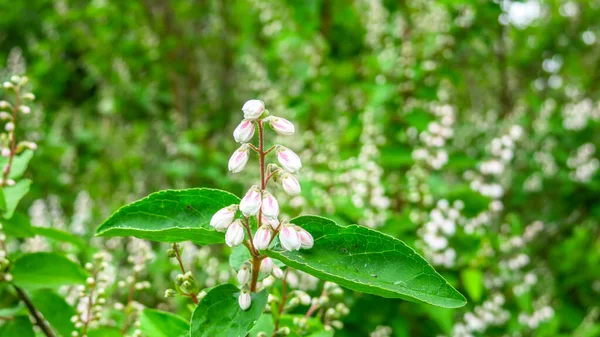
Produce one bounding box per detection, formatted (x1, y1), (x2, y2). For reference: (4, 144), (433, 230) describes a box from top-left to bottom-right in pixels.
(248, 314), (274, 337)
(11, 253), (88, 289)
(460, 268), (484, 302)
(87, 327), (123, 337)
(0, 188), (6, 211)
(140, 309), (189, 337)
(2, 179), (31, 219)
(31, 289), (76, 337)
(96, 188), (240, 245)
(266, 216), (466, 308)
(0, 316), (35, 337)
(0, 212), (34, 238)
(31, 227), (86, 250)
(190, 284), (268, 337)
(0, 150), (34, 180)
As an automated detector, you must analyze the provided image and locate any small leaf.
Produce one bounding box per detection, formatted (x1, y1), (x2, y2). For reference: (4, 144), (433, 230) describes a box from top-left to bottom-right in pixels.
(140, 309), (189, 337)
(266, 216), (466, 308)
(31, 227), (86, 250)
(0, 188), (6, 211)
(0, 150), (34, 180)
(96, 188), (239, 245)
(248, 314), (274, 337)
(30, 289), (77, 337)
(0, 212), (34, 238)
(0, 316), (35, 337)
(2, 179), (31, 219)
(190, 284), (268, 337)
(11, 253), (88, 289)
(461, 268), (484, 302)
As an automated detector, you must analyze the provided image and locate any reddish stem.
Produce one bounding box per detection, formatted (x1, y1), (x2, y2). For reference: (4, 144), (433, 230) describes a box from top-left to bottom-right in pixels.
(173, 244), (199, 304)
(272, 269), (289, 334)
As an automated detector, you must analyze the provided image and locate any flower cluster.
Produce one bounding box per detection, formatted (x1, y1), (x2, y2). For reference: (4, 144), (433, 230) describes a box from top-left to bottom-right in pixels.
(567, 143), (599, 183)
(211, 100), (313, 310)
(0, 224), (10, 283)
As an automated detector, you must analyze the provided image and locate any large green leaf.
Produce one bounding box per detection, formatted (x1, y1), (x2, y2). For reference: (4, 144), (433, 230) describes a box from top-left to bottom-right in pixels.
(31, 289), (77, 337)
(190, 284), (268, 337)
(140, 309), (189, 337)
(266, 216), (466, 308)
(2, 179), (31, 219)
(0, 212), (34, 238)
(11, 253), (88, 289)
(96, 188), (239, 245)
(0, 316), (35, 337)
(31, 227), (87, 250)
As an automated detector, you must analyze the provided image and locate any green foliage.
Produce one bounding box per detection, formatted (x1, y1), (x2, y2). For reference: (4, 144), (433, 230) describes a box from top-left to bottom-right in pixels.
(10, 253), (88, 289)
(267, 216), (466, 308)
(30, 289), (77, 337)
(2, 179), (31, 219)
(0, 316), (34, 337)
(190, 284), (268, 337)
(96, 188), (239, 245)
(140, 309), (189, 337)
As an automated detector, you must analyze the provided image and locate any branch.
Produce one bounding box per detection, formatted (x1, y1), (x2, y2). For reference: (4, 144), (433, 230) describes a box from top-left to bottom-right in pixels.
(14, 285), (56, 337)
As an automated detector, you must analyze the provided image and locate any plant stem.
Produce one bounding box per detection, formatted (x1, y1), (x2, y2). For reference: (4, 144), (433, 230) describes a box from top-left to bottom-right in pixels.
(272, 268), (289, 334)
(173, 244), (199, 304)
(2, 88), (20, 187)
(14, 285), (56, 337)
(249, 120), (267, 292)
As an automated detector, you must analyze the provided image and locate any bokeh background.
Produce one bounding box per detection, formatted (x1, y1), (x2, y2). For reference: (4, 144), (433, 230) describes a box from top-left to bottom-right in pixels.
(1, 0), (599, 336)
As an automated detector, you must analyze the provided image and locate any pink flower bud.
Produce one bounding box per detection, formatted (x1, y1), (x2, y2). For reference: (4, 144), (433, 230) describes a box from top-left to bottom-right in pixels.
(242, 99), (265, 120)
(260, 213), (280, 229)
(279, 224), (301, 251)
(260, 257), (274, 274)
(240, 185), (262, 216)
(280, 172), (301, 196)
(276, 146), (302, 173)
(238, 289), (252, 310)
(253, 225), (272, 251)
(1, 148), (10, 157)
(267, 116), (295, 136)
(237, 264), (251, 285)
(225, 220), (245, 247)
(210, 205), (238, 232)
(272, 265), (284, 279)
(5, 122), (14, 132)
(296, 226), (314, 249)
(228, 145), (250, 173)
(233, 119), (255, 143)
(261, 190), (279, 219)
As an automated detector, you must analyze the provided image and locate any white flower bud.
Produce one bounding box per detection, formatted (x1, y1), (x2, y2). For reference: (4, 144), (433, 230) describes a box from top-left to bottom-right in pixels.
(253, 225), (272, 251)
(228, 144), (250, 173)
(240, 185), (262, 216)
(1, 148), (10, 157)
(261, 190), (279, 219)
(238, 289), (252, 310)
(276, 146), (302, 173)
(225, 220), (245, 247)
(237, 265), (251, 285)
(279, 224), (301, 251)
(280, 172), (301, 196)
(242, 99), (265, 120)
(296, 226), (314, 249)
(20, 106), (31, 114)
(233, 119), (256, 143)
(22, 93), (35, 101)
(5, 122), (14, 132)
(210, 204), (238, 232)
(0, 101), (10, 109)
(261, 213), (280, 229)
(2, 82), (13, 89)
(267, 116), (295, 136)
(260, 257), (274, 274)
(295, 291), (311, 305)
(272, 265), (284, 279)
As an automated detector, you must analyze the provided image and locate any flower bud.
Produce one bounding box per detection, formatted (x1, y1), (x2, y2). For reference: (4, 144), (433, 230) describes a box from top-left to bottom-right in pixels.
(272, 265), (284, 279)
(228, 144), (250, 173)
(5, 122), (14, 132)
(210, 204), (238, 232)
(267, 116), (295, 136)
(1, 148), (10, 157)
(238, 288), (252, 310)
(261, 213), (280, 229)
(296, 226), (314, 249)
(237, 264), (251, 285)
(242, 99), (265, 120)
(261, 190), (279, 219)
(166, 249), (177, 258)
(280, 172), (301, 196)
(22, 93), (35, 101)
(276, 146), (302, 173)
(20, 106), (31, 114)
(253, 225), (272, 250)
(295, 291), (311, 305)
(0, 101), (10, 109)
(164, 289), (177, 298)
(225, 220), (245, 247)
(233, 119), (256, 143)
(240, 185), (262, 216)
(260, 257), (274, 274)
(279, 224), (301, 251)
